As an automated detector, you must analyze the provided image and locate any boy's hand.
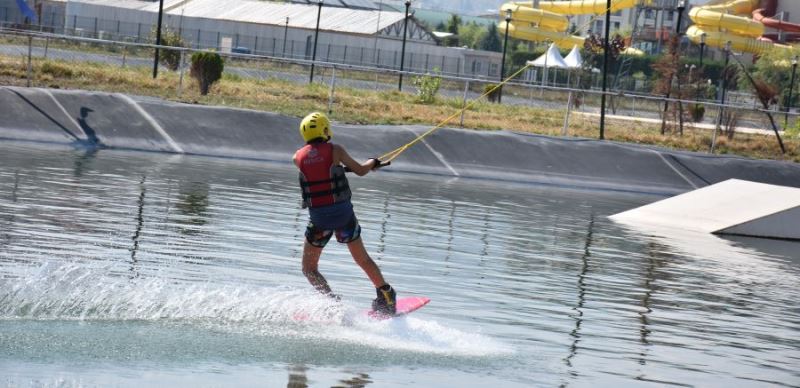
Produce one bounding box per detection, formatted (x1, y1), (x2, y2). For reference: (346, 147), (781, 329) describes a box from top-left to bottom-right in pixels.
(370, 158), (391, 170)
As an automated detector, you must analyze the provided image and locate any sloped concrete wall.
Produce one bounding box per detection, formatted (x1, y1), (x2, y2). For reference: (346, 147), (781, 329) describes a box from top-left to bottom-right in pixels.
(2, 86), (800, 196)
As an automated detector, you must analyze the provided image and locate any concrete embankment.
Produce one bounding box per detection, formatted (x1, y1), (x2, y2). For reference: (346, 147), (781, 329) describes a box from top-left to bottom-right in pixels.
(2, 86), (799, 196)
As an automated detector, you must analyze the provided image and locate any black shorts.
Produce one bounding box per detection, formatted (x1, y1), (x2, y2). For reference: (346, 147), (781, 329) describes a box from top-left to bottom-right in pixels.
(305, 215), (362, 248)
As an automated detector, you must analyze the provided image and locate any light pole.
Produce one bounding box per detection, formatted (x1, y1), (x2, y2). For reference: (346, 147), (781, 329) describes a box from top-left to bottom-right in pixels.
(675, 0), (686, 36)
(786, 55), (798, 127)
(398, 0), (411, 91)
(599, 0), (611, 140)
(309, 0), (323, 84)
(499, 8), (512, 103)
(699, 32), (706, 67)
(688, 63), (698, 100)
(282, 17), (289, 58)
(152, 0), (165, 79)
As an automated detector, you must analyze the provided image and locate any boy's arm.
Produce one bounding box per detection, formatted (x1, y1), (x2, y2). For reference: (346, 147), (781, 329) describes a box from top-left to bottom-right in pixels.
(335, 144), (378, 176)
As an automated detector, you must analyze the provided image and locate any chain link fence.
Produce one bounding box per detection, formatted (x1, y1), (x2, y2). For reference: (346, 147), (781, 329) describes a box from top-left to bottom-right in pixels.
(1, 25), (796, 156)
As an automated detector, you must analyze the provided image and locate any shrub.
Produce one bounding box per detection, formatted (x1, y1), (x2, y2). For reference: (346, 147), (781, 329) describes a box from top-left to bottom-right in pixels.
(151, 26), (186, 71)
(690, 104), (705, 122)
(484, 83), (501, 103)
(412, 68), (441, 104)
(190, 51), (224, 95)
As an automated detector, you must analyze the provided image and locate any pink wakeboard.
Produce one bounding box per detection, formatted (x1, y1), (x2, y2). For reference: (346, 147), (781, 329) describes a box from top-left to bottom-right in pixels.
(366, 296), (430, 320)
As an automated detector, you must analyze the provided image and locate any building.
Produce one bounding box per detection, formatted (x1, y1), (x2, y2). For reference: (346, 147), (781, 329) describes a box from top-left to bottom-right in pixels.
(0, 0), (503, 78)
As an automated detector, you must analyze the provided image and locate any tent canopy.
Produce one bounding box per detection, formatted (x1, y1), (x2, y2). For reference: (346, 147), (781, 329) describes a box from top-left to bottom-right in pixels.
(526, 43), (568, 69)
(563, 45), (583, 69)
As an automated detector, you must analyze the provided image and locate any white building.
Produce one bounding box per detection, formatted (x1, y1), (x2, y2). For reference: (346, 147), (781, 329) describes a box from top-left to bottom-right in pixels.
(0, 0), (503, 77)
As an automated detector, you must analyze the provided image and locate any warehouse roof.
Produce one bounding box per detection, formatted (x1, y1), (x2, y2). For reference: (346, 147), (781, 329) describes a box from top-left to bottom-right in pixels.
(69, 0), (405, 35)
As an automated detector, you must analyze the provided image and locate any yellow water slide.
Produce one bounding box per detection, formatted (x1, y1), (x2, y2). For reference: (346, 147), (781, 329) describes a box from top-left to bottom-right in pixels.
(499, 0), (648, 50)
(686, 0), (791, 53)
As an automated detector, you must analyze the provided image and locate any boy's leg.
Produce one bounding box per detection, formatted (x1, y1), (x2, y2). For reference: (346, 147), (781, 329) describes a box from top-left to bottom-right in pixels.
(346, 238), (387, 288)
(302, 241), (334, 295)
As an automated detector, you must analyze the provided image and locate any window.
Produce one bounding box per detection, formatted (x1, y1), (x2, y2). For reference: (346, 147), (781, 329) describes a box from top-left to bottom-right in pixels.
(666, 12), (674, 21)
(594, 20), (604, 33)
(614, 22), (621, 31)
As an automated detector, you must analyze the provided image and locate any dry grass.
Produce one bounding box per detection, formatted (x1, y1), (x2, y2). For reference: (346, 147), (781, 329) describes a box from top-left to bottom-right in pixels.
(1, 54), (798, 162)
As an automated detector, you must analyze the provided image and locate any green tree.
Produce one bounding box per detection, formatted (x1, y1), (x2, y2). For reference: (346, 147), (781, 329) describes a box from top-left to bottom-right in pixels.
(459, 22), (484, 49)
(479, 22), (502, 52)
(190, 51), (224, 95)
(747, 48), (800, 107)
(444, 14), (462, 46)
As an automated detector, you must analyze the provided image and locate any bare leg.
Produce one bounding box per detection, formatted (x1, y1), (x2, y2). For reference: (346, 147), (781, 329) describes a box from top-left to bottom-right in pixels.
(301, 241), (333, 295)
(347, 238), (387, 288)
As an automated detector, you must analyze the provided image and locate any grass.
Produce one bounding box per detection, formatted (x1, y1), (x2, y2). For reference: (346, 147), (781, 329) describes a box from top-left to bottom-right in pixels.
(1, 53), (798, 162)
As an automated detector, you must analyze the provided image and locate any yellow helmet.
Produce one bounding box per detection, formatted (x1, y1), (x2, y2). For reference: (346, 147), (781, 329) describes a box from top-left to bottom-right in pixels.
(299, 112), (331, 143)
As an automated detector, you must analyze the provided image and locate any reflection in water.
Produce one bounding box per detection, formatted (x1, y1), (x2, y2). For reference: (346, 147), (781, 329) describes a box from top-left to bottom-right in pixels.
(0, 170), (20, 247)
(73, 148), (99, 178)
(175, 181), (210, 234)
(129, 175), (146, 278)
(286, 364), (372, 388)
(336, 371), (373, 388)
(376, 196), (390, 256)
(564, 213), (594, 371)
(287, 364), (308, 388)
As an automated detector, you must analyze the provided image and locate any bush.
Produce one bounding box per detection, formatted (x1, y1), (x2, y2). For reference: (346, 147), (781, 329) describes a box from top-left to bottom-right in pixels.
(484, 83), (501, 103)
(190, 51), (224, 95)
(690, 104), (705, 122)
(151, 26), (186, 71)
(412, 68), (441, 104)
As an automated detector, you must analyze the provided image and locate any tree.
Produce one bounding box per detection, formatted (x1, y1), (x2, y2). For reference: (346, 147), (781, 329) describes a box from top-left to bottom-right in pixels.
(478, 23), (502, 52)
(747, 48), (800, 108)
(459, 22), (484, 49)
(150, 26), (186, 71)
(444, 14), (462, 46)
(190, 51), (224, 95)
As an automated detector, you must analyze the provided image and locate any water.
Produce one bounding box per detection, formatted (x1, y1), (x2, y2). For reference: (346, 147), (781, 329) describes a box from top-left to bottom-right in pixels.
(1, 143), (798, 387)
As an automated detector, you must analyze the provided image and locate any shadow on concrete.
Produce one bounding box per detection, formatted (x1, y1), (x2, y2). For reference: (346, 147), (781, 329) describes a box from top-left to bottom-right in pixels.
(10, 89), (81, 142)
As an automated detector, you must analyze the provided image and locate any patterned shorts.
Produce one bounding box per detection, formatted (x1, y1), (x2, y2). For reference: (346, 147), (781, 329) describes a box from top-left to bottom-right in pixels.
(305, 215), (362, 248)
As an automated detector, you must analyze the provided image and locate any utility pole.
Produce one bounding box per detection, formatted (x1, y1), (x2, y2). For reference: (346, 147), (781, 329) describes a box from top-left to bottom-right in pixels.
(398, 0), (411, 91)
(152, 0), (165, 79)
(599, 0), (611, 140)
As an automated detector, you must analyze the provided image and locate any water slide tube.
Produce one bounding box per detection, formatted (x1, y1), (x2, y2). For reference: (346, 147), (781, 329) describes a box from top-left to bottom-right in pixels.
(752, 0), (800, 41)
(686, 0), (793, 53)
(499, 0), (648, 50)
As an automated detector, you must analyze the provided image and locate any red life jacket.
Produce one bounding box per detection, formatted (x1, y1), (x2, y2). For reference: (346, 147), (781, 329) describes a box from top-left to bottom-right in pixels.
(294, 142), (351, 208)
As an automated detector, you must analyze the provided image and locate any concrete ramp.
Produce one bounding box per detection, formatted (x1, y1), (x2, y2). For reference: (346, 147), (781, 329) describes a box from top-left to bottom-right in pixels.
(610, 179), (800, 240)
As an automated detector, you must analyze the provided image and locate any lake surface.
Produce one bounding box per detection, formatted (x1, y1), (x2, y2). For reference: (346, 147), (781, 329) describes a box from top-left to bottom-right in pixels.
(1, 143), (798, 387)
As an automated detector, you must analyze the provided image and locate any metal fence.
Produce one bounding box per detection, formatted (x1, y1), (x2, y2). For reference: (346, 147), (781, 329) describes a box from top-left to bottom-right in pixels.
(1, 9), (488, 78)
(1, 25), (796, 156)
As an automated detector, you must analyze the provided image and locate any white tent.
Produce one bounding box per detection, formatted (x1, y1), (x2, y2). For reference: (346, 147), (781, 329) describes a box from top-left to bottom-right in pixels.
(526, 43), (568, 69)
(563, 45), (583, 69)
(526, 43), (567, 89)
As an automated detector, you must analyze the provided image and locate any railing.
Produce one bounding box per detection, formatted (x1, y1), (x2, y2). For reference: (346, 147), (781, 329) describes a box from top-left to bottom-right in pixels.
(0, 26), (796, 157)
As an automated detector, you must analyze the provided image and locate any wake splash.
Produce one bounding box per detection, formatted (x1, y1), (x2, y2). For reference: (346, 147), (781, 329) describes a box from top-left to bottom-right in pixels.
(0, 263), (512, 357)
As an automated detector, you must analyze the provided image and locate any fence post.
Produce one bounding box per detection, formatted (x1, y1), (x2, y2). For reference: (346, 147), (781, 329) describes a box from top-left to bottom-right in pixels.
(44, 37), (49, 59)
(460, 80), (469, 127)
(327, 66), (337, 114)
(563, 92), (573, 136)
(122, 45), (127, 67)
(177, 50), (186, 98)
(26, 36), (33, 87)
